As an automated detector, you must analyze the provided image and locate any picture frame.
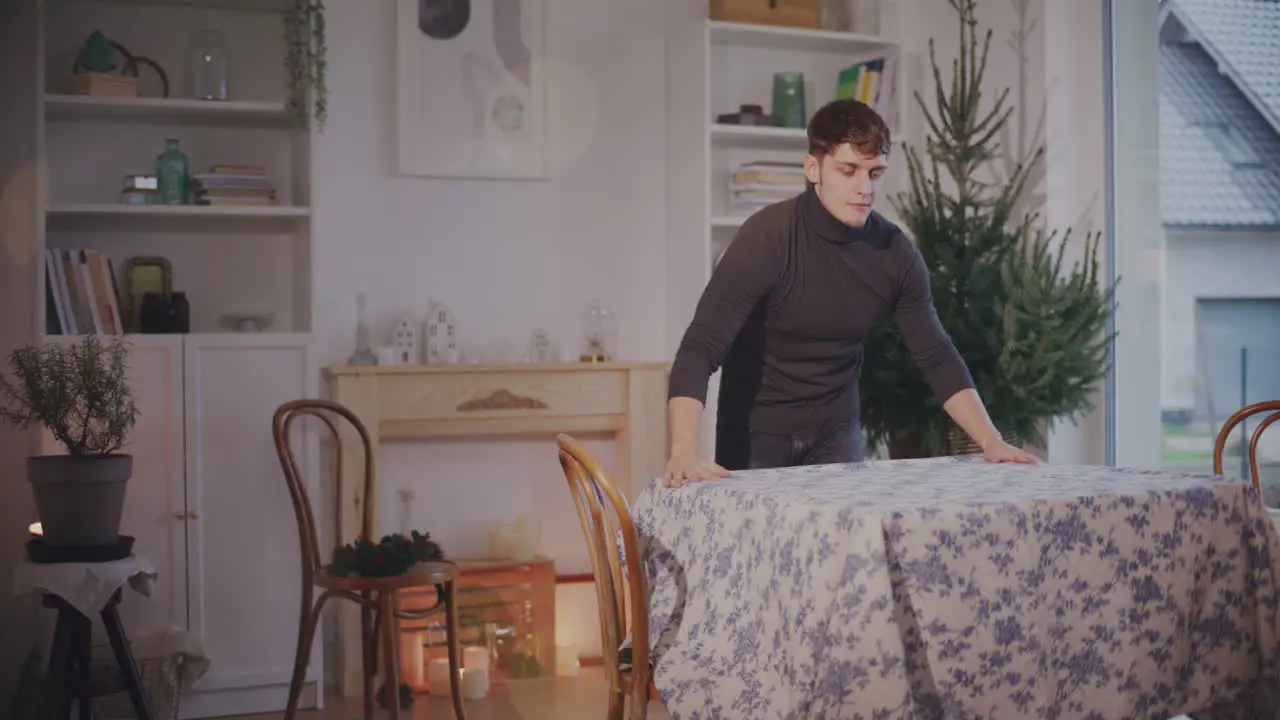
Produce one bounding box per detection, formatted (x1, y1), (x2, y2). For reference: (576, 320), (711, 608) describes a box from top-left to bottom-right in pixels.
(395, 0), (548, 180)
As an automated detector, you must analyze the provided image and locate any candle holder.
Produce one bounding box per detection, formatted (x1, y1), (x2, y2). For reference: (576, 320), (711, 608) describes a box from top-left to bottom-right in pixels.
(579, 302), (616, 363)
(26, 521), (134, 564)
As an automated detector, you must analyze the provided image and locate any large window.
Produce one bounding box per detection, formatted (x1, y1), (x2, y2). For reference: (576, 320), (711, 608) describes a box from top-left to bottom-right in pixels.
(1108, 0), (1280, 495)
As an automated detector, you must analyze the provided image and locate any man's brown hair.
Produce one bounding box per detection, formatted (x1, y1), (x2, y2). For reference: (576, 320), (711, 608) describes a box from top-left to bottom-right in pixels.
(806, 99), (891, 158)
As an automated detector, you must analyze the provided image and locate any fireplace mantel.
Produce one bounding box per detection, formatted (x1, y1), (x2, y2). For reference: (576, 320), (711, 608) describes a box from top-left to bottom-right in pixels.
(323, 361), (670, 696)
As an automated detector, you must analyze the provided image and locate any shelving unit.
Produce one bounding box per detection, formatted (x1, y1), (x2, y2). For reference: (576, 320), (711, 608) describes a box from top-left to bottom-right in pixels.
(18, 1), (324, 718)
(665, 16), (906, 457)
(38, 0), (312, 337)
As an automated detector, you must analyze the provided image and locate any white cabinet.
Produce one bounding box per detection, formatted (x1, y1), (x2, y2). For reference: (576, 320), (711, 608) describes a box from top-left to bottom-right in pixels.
(41, 333), (321, 718)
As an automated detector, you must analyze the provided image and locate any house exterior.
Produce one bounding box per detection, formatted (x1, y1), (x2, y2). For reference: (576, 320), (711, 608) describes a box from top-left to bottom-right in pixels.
(1158, 0), (1280, 431)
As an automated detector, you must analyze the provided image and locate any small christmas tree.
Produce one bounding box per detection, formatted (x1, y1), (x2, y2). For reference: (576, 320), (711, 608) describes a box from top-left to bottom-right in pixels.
(860, 0), (1116, 458)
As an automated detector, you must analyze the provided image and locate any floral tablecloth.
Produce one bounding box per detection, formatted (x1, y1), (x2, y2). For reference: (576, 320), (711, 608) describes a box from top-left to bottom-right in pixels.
(632, 457), (1280, 720)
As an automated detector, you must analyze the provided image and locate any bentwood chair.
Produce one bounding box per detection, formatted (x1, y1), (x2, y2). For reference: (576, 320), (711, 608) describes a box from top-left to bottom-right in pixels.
(556, 433), (656, 720)
(272, 398), (467, 720)
(1213, 400), (1280, 492)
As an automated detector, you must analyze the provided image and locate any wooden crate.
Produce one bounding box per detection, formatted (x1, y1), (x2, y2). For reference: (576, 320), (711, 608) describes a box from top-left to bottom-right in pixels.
(709, 0), (821, 28)
(67, 72), (138, 98)
(397, 556), (556, 694)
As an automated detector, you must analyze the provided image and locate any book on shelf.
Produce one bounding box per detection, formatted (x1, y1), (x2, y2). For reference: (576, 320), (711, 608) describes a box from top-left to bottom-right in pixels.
(192, 164), (278, 207)
(836, 56), (898, 130)
(44, 247), (125, 335)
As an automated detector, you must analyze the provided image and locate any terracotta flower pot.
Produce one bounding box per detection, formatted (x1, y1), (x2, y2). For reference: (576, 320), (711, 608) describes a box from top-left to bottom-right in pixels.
(28, 454), (132, 547)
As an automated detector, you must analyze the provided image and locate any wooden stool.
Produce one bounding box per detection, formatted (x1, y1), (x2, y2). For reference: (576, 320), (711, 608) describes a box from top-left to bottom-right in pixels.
(43, 588), (153, 720)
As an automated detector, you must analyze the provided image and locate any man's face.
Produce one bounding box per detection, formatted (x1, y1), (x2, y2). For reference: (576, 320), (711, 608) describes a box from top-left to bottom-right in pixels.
(803, 143), (888, 228)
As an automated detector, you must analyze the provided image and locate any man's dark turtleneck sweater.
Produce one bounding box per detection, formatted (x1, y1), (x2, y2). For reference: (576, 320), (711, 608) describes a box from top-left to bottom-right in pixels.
(668, 185), (974, 468)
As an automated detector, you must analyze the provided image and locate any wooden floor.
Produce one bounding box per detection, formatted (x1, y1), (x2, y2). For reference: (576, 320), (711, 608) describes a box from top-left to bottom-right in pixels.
(243, 668), (670, 720)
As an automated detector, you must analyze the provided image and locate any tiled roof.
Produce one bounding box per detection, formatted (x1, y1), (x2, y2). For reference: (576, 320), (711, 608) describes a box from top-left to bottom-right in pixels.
(1160, 40), (1280, 227)
(1168, 0), (1280, 130)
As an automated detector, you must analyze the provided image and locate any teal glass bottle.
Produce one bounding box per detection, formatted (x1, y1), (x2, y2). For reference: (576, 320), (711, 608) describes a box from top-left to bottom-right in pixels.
(156, 138), (189, 204)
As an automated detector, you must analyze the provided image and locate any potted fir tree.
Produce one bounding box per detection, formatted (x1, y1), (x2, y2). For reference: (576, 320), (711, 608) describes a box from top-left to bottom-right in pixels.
(859, 0), (1116, 458)
(0, 336), (138, 547)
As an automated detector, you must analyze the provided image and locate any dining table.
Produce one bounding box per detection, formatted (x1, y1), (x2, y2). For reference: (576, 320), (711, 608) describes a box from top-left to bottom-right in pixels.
(631, 456), (1280, 720)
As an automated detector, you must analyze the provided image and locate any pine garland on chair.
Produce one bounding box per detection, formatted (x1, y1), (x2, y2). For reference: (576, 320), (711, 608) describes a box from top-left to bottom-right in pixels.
(328, 530), (444, 578)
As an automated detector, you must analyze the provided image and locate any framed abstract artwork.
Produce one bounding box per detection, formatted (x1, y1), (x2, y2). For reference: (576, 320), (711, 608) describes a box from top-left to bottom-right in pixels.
(396, 0), (548, 180)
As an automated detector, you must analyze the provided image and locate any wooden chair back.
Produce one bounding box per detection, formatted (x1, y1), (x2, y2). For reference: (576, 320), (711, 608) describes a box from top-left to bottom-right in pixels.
(555, 433), (650, 695)
(1213, 400), (1280, 491)
(272, 398), (377, 579)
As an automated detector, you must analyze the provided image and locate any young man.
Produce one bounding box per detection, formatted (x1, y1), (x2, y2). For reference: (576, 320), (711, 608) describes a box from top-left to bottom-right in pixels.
(664, 99), (1037, 487)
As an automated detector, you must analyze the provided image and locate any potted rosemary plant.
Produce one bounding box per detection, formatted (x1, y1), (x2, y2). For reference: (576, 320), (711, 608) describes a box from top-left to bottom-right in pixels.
(0, 336), (138, 547)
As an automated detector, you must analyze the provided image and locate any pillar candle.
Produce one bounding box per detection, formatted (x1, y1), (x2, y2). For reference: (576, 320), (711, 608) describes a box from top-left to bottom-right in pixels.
(427, 657), (451, 692)
(463, 645), (489, 671)
(555, 642), (580, 677)
(400, 632), (424, 685)
(461, 667), (489, 700)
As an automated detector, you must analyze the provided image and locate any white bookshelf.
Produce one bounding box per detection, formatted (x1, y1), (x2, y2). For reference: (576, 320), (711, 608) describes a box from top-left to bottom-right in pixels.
(665, 16), (906, 458)
(37, 0), (313, 336)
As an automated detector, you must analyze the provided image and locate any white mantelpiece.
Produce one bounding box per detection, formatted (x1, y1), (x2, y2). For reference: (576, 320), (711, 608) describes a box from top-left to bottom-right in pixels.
(323, 361), (669, 696)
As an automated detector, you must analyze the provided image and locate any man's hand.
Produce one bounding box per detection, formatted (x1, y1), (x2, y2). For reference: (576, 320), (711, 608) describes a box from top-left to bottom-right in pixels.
(980, 437), (1039, 464)
(663, 453), (729, 488)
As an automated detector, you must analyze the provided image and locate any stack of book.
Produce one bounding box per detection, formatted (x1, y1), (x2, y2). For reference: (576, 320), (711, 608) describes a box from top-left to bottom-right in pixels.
(728, 161), (806, 216)
(191, 164), (278, 206)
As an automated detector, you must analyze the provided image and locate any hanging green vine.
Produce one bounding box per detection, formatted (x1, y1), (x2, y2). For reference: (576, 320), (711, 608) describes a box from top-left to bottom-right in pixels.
(284, 0), (327, 128)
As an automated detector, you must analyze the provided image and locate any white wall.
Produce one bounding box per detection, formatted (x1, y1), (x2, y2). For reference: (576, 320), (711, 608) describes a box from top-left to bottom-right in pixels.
(1042, 0), (1110, 465)
(310, 0), (671, 573)
(308, 0), (1125, 579)
(0, 0), (44, 695)
(1162, 228), (1280, 410)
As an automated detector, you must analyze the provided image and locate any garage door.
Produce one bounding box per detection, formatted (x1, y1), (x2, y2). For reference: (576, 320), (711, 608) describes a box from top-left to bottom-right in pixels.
(1195, 298), (1280, 422)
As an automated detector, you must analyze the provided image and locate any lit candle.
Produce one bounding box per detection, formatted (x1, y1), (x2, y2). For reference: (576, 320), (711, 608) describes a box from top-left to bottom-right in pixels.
(556, 642), (580, 677)
(28, 522), (42, 538)
(401, 632), (424, 686)
(462, 645), (489, 672)
(460, 667), (489, 700)
(427, 657), (451, 693)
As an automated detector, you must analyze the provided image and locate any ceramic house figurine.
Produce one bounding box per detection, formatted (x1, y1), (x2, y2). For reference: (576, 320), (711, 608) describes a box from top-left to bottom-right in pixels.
(392, 318), (419, 365)
(424, 303), (458, 364)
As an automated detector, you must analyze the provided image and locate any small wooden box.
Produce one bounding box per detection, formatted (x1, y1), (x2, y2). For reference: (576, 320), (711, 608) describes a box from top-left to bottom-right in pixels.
(67, 72), (138, 98)
(710, 0), (821, 28)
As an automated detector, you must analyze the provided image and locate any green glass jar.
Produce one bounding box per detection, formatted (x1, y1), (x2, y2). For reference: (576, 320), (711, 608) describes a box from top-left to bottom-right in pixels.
(156, 138), (189, 205)
(772, 72), (807, 129)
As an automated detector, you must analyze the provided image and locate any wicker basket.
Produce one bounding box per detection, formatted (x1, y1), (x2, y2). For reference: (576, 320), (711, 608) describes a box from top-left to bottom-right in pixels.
(89, 648), (187, 720)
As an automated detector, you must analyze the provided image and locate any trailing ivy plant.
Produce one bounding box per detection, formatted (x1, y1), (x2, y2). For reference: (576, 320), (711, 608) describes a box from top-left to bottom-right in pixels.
(0, 336), (138, 456)
(285, 0), (327, 128)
